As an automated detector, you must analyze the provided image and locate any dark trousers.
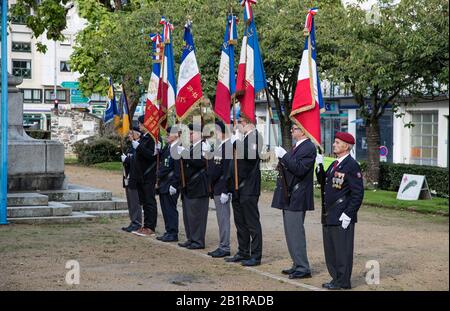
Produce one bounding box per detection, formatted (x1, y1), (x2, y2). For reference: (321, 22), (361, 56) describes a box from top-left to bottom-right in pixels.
(231, 194), (263, 261)
(137, 181), (157, 231)
(322, 224), (355, 288)
(125, 187), (142, 228)
(182, 196), (209, 248)
(159, 193), (179, 237)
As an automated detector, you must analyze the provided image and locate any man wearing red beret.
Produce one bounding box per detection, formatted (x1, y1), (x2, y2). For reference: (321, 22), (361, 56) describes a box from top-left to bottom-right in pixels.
(316, 131), (364, 290)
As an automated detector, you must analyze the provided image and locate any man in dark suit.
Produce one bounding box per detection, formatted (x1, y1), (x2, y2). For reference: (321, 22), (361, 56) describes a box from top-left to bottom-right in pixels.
(225, 115), (263, 267)
(316, 132), (364, 290)
(271, 125), (316, 279)
(156, 126), (181, 242)
(131, 115), (159, 237)
(177, 123), (210, 250)
(121, 127), (143, 233)
(207, 121), (233, 258)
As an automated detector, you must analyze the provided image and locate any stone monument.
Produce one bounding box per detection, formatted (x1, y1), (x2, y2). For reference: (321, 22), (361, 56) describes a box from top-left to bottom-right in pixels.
(1, 73), (66, 191)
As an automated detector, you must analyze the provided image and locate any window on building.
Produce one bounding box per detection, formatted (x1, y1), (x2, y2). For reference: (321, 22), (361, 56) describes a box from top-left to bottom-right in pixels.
(60, 61), (71, 72)
(44, 89), (67, 103)
(12, 42), (31, 52)
(12, 60), (31, 79)
(60, 35), (72, 46)
(11, 5), (31, 25)
(23, 89), (42, 103)
(410, 111), (439, 166)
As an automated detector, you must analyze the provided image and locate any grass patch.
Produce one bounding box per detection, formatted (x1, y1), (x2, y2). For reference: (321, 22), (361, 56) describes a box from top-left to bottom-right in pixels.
(64, 157), (78, 165)
(92, 162), (123, 171)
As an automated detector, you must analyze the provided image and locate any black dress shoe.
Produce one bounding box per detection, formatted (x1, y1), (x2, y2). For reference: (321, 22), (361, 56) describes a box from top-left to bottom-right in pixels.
(323, 283), (342, 290)
(210, 249), (231, 258)
(224, 254), (250, 263)
(178, 241), (191, 248)
(241, 258), (261, 267)
(282, 268), (296, 275)
(288, 271), (312, 279)
(161, 235), (178, 242)
(126, 225), (140, 233)
(207, 248), (220, 256)
(186, 244), (205, 250)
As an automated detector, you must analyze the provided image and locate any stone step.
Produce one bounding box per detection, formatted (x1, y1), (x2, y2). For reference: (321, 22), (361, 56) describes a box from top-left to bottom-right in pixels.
(7, 202), (72, 218)
(7, 192), (48, 207)
(38, 185), (112, 202)
(8, 212), (96, 224)
(83, 210), (129, 218)
(65, 198), (127, 211)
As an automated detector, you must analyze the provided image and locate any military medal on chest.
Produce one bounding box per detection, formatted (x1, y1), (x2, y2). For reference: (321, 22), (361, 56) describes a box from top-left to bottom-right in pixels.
(332, 171), (345, 189)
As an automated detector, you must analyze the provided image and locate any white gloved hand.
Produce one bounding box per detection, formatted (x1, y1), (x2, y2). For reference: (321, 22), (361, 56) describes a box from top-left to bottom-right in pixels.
(316, 154), (324, 165)
(274, 146), (287, 158)
(169, 185), (177, 196)
(202, 141), (211, 152)
(339, 213), (351, 229)
(230, 131), (243, 144)
(156, 141), (161, 150)
(132, 140), (140, 149)
(121, 154), (127, 163)
(220, 193), (229, 204)
(177, 146), (185, 155)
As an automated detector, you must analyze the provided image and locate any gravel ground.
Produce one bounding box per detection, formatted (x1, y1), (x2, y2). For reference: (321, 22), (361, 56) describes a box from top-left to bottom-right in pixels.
(0, 165), (448, 291)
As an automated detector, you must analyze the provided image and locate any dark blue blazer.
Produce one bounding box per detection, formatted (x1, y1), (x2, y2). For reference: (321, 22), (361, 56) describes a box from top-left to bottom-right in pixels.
(271, 139), (316, 212)
(157, 142), (180, 195)
(316, 155), (364, 225)
(208, 139), (232, 196)
(181, 141), (209, 198)
(135, 133), (157, 184)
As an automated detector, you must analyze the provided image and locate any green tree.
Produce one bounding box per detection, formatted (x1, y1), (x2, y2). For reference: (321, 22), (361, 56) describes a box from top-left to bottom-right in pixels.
(319, 0), (449, 186)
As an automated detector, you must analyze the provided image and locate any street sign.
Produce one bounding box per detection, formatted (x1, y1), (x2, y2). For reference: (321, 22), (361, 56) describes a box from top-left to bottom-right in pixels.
(70, 89), (83, 96)
(61, 81), (80, 89)
(70, 95), (89, 104)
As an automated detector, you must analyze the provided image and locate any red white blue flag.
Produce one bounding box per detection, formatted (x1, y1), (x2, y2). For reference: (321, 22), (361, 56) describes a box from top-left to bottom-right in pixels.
(144, 33), (162, 142)
(176, 20), (204, 121)
(290, 8), (324, 148)
(159, 17), (177, 129)
(236, 0), (267, 124)
(214, 14), (238, 124)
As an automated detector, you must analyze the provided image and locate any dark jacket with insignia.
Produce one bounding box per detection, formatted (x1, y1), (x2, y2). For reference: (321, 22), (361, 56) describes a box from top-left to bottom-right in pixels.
(157, 142), (180, 195)
(135, 133), (157, 184)
(208, 139), (232, 196)
(122, 146), (139, 189)
(181, 141), (209, 199)
(271, 139), (316, 212)
(316, 154), (364, 225)
(229, 129), (263, 196)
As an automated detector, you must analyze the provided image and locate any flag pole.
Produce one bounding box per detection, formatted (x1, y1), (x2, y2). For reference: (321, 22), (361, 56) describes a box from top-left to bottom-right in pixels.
(232, 97), (239, 192)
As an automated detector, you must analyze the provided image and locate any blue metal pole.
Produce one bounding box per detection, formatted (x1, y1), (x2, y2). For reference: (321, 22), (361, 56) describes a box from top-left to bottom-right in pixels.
(1, 0), (9, 225)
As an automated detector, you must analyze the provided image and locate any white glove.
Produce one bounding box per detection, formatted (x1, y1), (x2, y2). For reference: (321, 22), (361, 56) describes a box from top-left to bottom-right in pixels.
(202, 141), (211, 152)
(121, 154), (127, 163)
(220, 193), (229, 204)
(274, 146), (287, 158)
(231, 132), (243, 144)
(169, 185), (177, 196)
(154, 142), (161, 155)
(177, 146), (185, 155)
(316, 154), (324, 165)
(132, 140), (140, 149)
(339, 213), (351, 229)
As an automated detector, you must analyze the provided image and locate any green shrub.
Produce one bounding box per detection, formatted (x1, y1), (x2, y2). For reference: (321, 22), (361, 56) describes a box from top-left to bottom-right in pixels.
(73, 136), (121, 165)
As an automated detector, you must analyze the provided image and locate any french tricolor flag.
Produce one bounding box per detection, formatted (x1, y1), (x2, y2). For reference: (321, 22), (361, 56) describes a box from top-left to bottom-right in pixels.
(176, 20), (204, 121)
(214, 14), (238, 124)
(144, 33), (163, 142)
(290, 8), (325, 148)
(236, 0), (267, 124)
(159, 17), (177, 129)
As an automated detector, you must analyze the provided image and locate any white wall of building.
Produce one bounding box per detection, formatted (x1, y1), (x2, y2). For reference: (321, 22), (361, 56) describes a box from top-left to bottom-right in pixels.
(393, 99), (449, 167)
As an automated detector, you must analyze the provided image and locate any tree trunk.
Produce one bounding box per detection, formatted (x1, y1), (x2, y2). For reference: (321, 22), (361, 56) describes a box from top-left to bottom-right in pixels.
(281, 117), (292, 149)
(365, 117), (381, 188)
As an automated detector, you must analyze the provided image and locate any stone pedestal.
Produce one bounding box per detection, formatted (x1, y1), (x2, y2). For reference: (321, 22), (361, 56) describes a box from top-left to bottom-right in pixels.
(1, 74), (66, 191)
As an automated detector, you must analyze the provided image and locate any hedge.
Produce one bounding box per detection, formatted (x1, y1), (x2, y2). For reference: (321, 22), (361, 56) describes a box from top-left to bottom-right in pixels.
(379, 162), (448, 198)
(73, 136), (122, 165)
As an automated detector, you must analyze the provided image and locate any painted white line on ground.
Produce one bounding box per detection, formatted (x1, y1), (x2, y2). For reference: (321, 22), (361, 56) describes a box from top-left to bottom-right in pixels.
(116, 229), (323, 291)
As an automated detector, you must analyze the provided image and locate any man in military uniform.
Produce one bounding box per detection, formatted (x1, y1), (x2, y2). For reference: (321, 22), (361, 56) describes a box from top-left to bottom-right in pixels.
(272, 125), (316, 279)
(131, 115), (159, 237)
(207, 121), (232, 258)
(316, 132), (364, 290)
(225, 115), (263, 267)
(156, 126), (181, 242)
(120, 127), (143, 233)
(177, 123), (211, 250)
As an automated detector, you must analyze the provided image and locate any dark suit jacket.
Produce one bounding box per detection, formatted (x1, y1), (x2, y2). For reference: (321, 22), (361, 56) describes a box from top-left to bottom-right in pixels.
(135, 133), (157, 184)
(123, 146), (139, 189)
(229, 129), (263, 196)
(181, 141), (209, 198)
(316, 154), (364, 225)
(208, 139), (232, 196)
(271, 139), (316, 212)
(157, 142), (180, 195)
